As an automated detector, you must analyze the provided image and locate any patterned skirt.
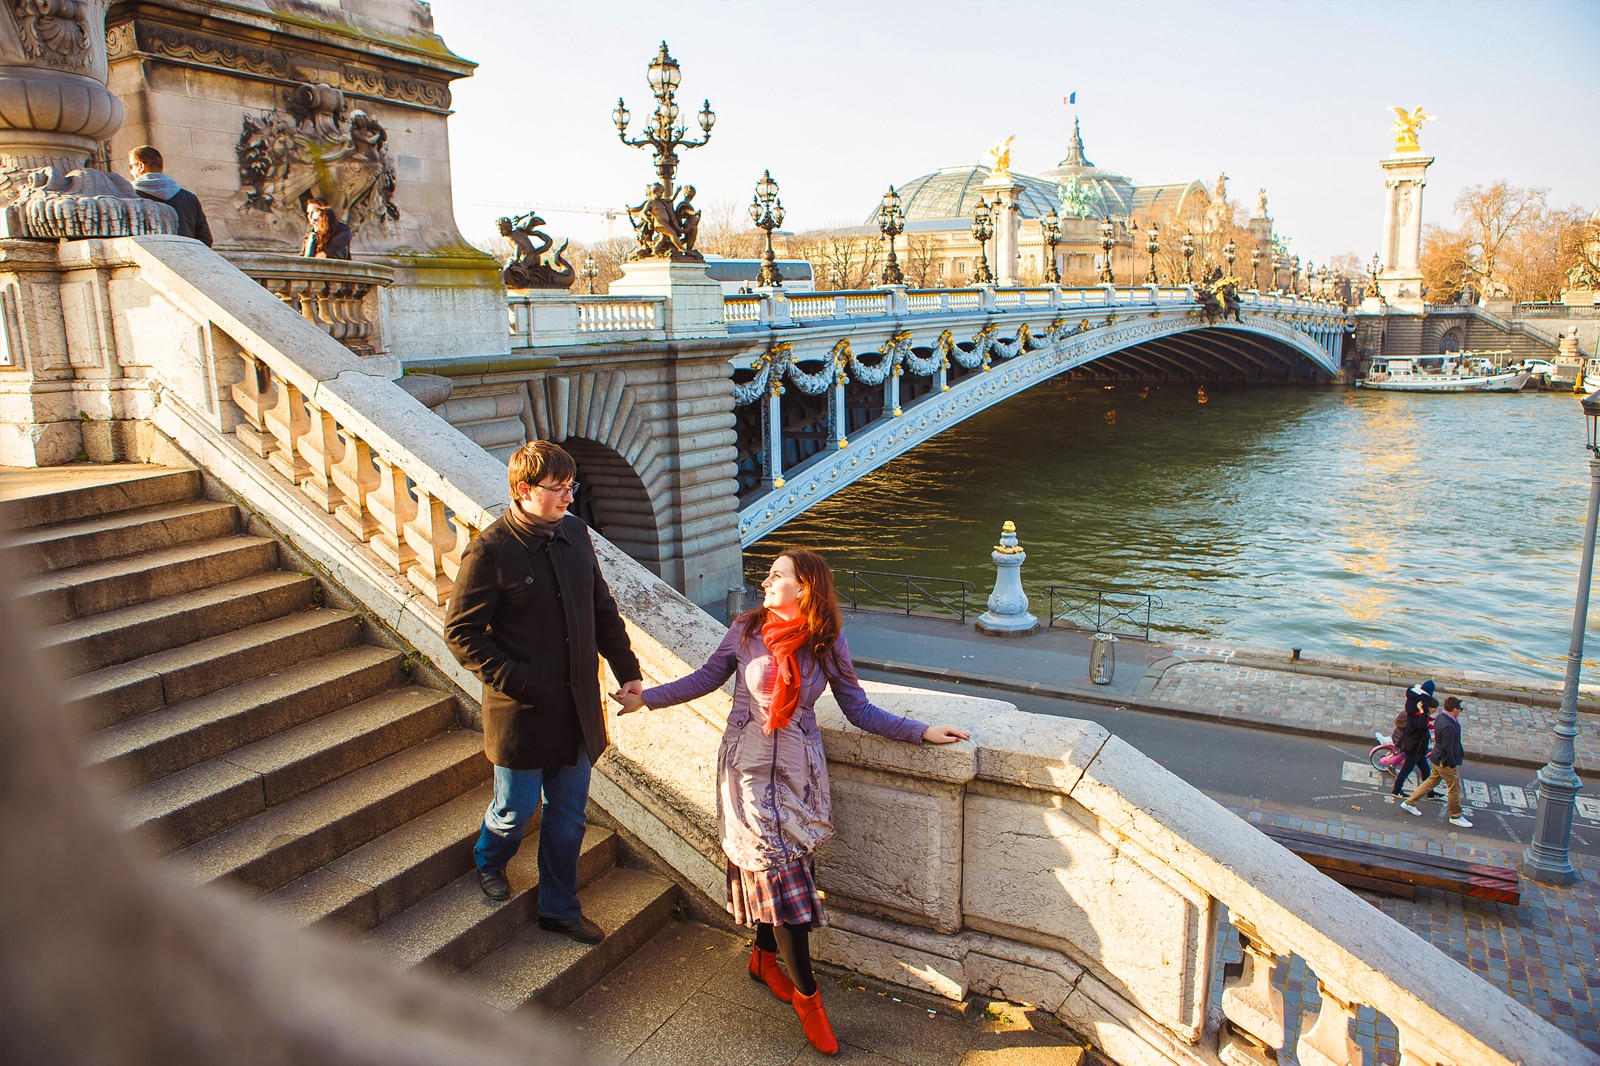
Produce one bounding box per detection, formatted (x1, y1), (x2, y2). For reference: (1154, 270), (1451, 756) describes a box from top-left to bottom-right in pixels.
(726, 856), (827, 929)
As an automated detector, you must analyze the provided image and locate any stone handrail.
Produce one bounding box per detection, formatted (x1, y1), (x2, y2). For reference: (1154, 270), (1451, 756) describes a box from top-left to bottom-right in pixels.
(227, 252), (396, 369)
(508, 291), (667, 348)
(60, 236), (1591, 1066)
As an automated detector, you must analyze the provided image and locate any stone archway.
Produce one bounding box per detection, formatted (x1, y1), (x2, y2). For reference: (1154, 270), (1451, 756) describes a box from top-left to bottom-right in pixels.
(557, 436), (662, 575)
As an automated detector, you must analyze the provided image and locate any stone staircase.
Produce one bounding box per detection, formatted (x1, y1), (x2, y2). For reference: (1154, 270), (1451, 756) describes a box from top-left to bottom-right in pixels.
(0, 462), (678, 1018)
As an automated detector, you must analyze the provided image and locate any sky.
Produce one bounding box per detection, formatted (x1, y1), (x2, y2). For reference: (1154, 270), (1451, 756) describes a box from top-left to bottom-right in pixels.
(430, 0), (1600, 265)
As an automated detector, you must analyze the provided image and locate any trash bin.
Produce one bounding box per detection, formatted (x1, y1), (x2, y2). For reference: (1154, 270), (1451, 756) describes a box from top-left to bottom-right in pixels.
(725, 586), (746, 622)
(1089, 632), (1117, 685)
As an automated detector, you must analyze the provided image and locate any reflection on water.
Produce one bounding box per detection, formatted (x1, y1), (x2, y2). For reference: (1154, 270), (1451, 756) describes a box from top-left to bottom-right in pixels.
(747, 380), (1600, 682)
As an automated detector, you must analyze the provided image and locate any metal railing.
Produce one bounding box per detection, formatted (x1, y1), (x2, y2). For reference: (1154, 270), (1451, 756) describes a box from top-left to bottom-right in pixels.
(745, 568), (976, 623)
(1044, 584), (1161, 640)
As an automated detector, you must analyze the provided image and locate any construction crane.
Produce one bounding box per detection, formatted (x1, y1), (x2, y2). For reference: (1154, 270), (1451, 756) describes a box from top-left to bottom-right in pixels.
(473, 200), (626, 243)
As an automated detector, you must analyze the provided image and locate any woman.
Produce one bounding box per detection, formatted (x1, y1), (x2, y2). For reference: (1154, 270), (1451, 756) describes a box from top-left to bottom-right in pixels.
(617, 550), (969, 1055)
(302, 197), (352, 260)
(1391, 688), (1437, 799)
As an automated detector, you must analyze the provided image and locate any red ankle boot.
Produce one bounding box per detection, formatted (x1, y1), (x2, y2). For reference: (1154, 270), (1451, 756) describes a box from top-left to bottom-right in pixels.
(747, 944), (796, 1002)
(791, 987), (838, 1055)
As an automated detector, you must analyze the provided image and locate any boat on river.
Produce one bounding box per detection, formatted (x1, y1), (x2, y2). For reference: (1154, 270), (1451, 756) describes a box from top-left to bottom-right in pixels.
(1357, 357), (1531, 393)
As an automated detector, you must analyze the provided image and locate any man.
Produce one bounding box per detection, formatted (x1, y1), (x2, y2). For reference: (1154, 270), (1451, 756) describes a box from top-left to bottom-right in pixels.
(444, 440), (643, 942)
(1401, 696), (1472, 829)
(128, 146), (212, 246)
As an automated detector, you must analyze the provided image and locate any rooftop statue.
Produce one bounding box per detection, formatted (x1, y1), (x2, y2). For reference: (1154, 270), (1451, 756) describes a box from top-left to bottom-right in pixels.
(1255, 187), (1269, 219)
(985, 136), (1015, 178)
(498, 211), (575, 289)
(1389, 106), (1436, 153)
(1058, 175), (1098, 219)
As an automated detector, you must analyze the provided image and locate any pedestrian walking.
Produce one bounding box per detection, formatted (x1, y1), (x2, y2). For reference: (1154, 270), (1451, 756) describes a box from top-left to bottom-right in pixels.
(128, 145), (212, 246)
(1401, 696), (1472, 828)
(444, 440), (644, 943)
(1390, 690), (1438, 798)
(616, 549), (970, 1055)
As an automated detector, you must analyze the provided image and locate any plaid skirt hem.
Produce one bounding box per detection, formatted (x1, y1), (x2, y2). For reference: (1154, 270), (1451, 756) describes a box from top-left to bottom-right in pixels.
(726, 857), (827, 929)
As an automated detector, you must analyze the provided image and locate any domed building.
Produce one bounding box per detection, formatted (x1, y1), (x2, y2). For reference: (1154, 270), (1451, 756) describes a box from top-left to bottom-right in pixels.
(867, 119), (1273, 287)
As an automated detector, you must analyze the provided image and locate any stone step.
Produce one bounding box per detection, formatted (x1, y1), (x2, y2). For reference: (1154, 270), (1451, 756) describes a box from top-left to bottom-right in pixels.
(168, 730), (488, 897)
(16, 534), (279, 624)
(64, 606), (363, 730)
(362, 826), (617, 978)
(262, 784), (497, 934)
(0, 500), (238, 573)
(87, 644), (405, 785)
(42, 571), (316, 678)
(457, 866), (678, 1016)
(0, 465), (198, 529)
(118, 682), (454, 852)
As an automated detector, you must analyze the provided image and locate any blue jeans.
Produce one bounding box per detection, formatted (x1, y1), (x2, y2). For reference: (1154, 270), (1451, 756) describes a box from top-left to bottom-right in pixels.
(473, 754), (591, 921)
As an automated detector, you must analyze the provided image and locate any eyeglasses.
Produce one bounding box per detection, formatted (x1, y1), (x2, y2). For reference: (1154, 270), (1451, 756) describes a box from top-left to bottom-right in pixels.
(530, 481), (579, 499)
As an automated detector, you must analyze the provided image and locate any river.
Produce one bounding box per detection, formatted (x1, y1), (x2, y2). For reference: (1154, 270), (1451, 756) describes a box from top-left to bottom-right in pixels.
(745, 380), (1600, 684)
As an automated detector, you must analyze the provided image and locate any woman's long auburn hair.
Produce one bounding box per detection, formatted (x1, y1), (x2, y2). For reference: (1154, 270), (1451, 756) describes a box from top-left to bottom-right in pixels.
(738, 548), (844, 664)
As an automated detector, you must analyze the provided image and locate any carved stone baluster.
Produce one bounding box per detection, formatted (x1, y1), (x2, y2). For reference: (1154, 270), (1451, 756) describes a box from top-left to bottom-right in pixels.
(403, 487), (458, 604)
(230, 351), (278, 460)
(1295, 980), (1361, 1066)
(1220, 925), (1286, 1055)
(367, 458), (417, 575)
(263, 378), (311, 485)
(330, 428), (380, 541)
(1395, 1030), (1450, 1066)
(441, 514), (474, 589)
(297, 405), (345, 513)
(316, 283), (346, 342)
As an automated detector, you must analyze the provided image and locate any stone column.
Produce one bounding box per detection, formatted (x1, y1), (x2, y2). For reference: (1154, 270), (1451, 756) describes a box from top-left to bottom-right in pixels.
(1377, 152), (1433, 313)
(976, 521), (1038, 636)
(984, 173), (1024, 287)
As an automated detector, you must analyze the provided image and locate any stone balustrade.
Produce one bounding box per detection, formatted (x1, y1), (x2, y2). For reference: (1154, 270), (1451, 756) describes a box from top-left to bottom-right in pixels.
(228, 252), (397, 372)
(508, 291), (667, 348)
(20, 234), (1585, 1066)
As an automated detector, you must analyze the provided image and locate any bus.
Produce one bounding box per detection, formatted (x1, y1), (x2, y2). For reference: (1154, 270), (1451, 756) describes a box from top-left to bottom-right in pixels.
(701, 256), (815, 295)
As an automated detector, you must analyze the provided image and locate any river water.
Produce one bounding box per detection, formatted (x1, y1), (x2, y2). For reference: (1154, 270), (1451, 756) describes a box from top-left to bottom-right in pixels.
(745, 380), (1600, 684)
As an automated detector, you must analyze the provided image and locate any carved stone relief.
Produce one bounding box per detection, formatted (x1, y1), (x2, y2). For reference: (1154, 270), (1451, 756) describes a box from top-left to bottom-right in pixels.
(234, 82), (399, 239)
(10, 0), (90, 69)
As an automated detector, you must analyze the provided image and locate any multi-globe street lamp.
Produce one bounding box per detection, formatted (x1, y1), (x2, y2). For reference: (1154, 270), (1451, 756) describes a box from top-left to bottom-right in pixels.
(970, 198), (995, 284)
(612, 41), (716, 203)
(1180, 230), (1196, 284)
(1223, 237), (1236, 279)
(1098, 218), (1115, 283)
(580, 254), (599, 294)
(877, 185), (906, 286)
(1145, 222), (1161, 285)
(1270, 252), (1282, 293)
(1250, 246), (1262, 290)
(1292, 255), (1302, 296)
(1040, 213), (1062, 284)
(749, 169), (785, 288)
(1525, 391), (1600, 885)
(1366, 253), (1382, 297)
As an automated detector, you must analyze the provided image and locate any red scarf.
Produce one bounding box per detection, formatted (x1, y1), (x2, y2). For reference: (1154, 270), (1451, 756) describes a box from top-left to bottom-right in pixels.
(759, 613), (809, 734)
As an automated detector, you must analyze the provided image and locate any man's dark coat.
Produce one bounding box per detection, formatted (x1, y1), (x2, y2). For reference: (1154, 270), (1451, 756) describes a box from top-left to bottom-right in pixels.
(444, 508), (640, 769)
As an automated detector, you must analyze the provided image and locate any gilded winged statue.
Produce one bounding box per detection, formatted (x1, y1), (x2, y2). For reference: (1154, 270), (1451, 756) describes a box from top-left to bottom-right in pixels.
(985, 136), (1015, 177)
(1389, 106), (1436, 153)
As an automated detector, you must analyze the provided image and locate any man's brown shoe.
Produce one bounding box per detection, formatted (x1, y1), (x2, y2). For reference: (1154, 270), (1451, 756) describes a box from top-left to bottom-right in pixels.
(538, 914), (604, 944)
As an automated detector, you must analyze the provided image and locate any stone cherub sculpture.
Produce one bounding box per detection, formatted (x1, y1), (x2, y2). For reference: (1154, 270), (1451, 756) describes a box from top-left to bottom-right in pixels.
(985, 136), (1015, 178)
(627, 182), (704, 260)
(497, 211), (575, 289)
(1389, 106), (1436, 153)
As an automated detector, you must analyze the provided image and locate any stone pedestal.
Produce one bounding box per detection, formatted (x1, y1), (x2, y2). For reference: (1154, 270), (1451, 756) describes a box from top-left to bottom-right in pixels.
(610, 260), (727, 340)
(984, 174), (1024, 287)
(1563, 288), (1598, 308)
(976, 521), (1038, 637)
(1377, 152), (1433, 313)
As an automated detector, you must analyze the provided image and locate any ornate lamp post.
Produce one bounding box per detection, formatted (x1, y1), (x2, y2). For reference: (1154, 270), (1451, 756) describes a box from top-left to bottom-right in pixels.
(1317, 265), (1329, 300)
(1291, 255), (1302, 296)
(1098, 218), (1116, 283)
(877, 185), (906, 286)
(1223, 237), (1236, 279)
(970, 198), (995, 284)
(1270, 252), (1282, 293)
(1180, 230), (1196, 284)
(827, 267), (841, 291)
(1040, 213), (1062, 284)
(580, 254), (599, 294)
(1145, 222), (1161, 285)
(612, 41), (715, 256)
(1365, 254), (1382, 297)
(1250, 246), (1261, 290)
(1524, 391), (1600, 885)
(749, 169), (786, 287)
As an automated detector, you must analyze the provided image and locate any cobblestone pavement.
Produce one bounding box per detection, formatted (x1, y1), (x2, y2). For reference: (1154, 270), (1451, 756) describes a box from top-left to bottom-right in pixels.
(1149, 660), (1600, 772)
(1222, 803), (1600, 1061)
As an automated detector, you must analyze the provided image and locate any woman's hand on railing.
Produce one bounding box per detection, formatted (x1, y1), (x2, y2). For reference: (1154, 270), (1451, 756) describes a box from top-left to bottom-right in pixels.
(923, 723), (970, 744)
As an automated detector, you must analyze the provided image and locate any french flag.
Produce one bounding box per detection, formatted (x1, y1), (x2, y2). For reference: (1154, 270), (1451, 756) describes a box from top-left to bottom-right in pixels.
(1063, 92), (1076, 105)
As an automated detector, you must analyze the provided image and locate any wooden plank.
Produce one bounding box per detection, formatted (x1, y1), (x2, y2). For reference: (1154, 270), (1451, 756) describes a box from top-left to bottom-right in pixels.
(1258, 824), (1520, 905)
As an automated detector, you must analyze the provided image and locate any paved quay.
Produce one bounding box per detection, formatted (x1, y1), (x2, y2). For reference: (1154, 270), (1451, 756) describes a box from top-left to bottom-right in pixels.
(833, 609), (1600, 775)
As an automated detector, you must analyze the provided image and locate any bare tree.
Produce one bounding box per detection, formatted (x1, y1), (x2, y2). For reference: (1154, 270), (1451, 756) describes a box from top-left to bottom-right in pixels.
(695, 196), (764, 259)
(902, 233), (941, 288)
(1454, 181), (1549, 296)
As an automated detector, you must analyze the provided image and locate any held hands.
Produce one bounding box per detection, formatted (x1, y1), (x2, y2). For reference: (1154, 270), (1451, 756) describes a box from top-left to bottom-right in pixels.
(612, 679), (646, 716)
(922, 723), (971, 745)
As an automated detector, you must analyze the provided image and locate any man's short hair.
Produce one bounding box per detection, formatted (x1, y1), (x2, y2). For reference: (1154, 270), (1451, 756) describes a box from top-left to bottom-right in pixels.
(1442, 696), (1462, 712)
(508, 440), (576, 496)
(129, 145), (164, 170)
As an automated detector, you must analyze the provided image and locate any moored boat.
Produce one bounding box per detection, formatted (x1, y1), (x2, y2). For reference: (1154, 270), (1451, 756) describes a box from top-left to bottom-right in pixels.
(1357, 357), (1531, 393)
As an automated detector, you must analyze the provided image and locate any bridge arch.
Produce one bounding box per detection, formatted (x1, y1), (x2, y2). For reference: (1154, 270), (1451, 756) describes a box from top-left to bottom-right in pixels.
(736, 312), (1342, 545)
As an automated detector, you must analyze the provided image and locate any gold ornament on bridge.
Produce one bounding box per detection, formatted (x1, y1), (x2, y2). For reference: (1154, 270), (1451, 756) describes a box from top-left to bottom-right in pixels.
(1388, 106), (1435, 153)
(984, 136), (1015, 178)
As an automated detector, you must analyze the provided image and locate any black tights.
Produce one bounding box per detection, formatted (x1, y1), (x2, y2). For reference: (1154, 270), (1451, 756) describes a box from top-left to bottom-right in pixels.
(755, 921), (816, 996)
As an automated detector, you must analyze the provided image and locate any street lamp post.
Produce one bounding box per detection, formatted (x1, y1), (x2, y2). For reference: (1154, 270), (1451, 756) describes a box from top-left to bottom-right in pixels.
(1524, 391), (1600, 885)
(1180, 230), (1195, 284)
(1145, 222), (1161, 285)
(749, 169), (786, 288)
(1223, 237), (1236, 279)
(1040, 213), (1062, 284)
(877, 185), (906, 286)
(612, 41), (715, 258)
(1291, 255), (1302, 296)
(970, 198), (995, 285)
(580, 254), (599, 294)
(1250, 246), (1261, 290)
(1270, 252), (1282, 293)
(1099, 218), (1115, 284)
(1366, 253), (1382, 298)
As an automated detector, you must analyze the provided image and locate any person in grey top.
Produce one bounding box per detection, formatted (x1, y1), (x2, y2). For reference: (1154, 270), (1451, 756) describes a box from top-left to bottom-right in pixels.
(617, 549), (968, 1055)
